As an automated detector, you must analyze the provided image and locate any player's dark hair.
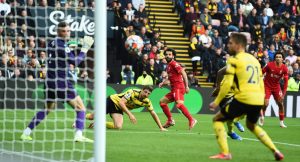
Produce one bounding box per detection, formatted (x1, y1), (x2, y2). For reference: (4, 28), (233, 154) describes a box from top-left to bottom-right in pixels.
(142, 85), (154, 92)
(230, 33), (247, 48)
(274, 52), (285, 60)
(57, 21), (69, 31)
(164, 48), (176, 58)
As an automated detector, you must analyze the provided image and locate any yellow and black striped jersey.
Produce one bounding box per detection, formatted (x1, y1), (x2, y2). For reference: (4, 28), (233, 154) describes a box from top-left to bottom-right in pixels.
(215, 52), (265, 105)
(110, 89), (154, 111)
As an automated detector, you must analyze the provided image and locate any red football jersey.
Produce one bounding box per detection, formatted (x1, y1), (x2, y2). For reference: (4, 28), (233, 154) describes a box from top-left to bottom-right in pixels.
(263, 62), (288, 92)
(166, 60), (185, 89)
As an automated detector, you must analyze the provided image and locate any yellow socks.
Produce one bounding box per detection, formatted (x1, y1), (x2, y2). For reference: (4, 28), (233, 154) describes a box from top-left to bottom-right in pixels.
(86, 113), (94, 120)
(213, 121), (229, 154)
(253, 125), (277, 152)
(106, 122), (115, 129)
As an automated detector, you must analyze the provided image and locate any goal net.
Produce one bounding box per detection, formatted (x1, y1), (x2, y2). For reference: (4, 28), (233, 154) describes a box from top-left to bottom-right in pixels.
(0, 1), (95, 161)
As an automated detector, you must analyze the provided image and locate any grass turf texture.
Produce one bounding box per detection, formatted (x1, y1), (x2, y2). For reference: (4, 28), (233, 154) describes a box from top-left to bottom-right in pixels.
(1, 110), (300, 162)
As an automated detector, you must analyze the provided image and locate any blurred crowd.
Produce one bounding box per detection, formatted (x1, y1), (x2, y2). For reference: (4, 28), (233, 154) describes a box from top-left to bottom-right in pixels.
(0, 0), (299, 91)
(0, 0), (95, 82)
(107, 0), (197, 87)
(176, 0), (300, 82)
(108, 0), (178, 86)
(175, 0), (300, 91)
(108, 0), (300, 91)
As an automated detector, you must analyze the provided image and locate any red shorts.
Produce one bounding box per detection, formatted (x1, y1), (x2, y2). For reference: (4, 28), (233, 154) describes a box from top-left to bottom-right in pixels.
(164, 88), (185, 102)
(265, 86), (283, 101)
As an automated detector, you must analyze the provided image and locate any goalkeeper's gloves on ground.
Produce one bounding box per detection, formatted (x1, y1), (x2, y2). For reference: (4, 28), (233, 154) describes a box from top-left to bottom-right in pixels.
(81, 36), (94, 53)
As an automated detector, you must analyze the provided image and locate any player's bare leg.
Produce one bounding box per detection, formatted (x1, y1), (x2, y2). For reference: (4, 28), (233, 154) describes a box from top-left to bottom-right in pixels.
(246, 119), (284, 161)
(276, 99), (287, 128)
(110, 113), (123, 129)
(175, 100), (197, 130)
(68, 96), (93, 143)
(160, 97), (175, 128)
(21, 102), (55, 141)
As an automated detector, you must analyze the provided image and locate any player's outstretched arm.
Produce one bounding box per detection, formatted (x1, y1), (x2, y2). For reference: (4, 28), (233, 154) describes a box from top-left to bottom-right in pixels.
(262, 63), (268, 74)
(212, 59), (236, 108)
(158, 79), (170, 88)
(211, 66), (227, 97)
(119, 98), (137, 124)
(67, 36), (94, 66)
(149, 110), (167, 131)
(216, 66), (227, 88)
(214, 74), (234, 105)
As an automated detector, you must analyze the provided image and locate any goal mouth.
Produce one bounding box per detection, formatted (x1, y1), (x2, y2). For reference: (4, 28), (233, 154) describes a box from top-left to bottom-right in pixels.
(1, 2), (96, 162)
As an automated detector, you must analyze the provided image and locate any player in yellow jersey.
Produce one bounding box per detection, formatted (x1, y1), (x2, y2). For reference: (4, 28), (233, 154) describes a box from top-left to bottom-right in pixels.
(209, 33), (284, 161)
(85, 86), (167, 131)
(212, 66), (245, 141)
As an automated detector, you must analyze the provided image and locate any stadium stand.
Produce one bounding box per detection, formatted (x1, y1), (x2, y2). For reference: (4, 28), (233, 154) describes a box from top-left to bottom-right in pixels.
(107, 0), (300, 88)
(1, 0), (300, 88)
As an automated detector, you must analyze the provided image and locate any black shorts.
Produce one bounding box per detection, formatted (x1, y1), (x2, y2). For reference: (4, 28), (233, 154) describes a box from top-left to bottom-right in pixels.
(46, 89), (77, 102)
(219, 96), (234, 109)
(106, 97), (123, 115)
(220, 98), (262, 124)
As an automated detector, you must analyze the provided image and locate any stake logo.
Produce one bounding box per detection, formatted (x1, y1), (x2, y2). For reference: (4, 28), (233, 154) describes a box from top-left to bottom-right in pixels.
(49, 11), (95, 35)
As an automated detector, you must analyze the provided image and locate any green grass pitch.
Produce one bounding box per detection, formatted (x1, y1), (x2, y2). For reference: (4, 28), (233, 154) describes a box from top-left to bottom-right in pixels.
(1, 110), (300, 162)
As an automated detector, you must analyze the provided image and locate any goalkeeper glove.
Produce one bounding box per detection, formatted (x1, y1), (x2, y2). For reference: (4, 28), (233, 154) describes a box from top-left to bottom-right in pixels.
(81, 36), (94, 53)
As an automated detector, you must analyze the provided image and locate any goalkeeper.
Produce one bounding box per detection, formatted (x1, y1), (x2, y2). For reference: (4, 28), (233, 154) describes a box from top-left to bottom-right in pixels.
(21, 21), (94, 142)
(85, 86), (167, 131)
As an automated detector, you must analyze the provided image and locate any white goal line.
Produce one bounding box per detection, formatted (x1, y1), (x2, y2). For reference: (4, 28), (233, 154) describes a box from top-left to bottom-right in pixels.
(0, 148), (55, 162)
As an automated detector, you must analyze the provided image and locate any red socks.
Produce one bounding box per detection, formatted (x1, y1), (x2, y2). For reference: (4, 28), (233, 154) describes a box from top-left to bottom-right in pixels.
(177, 103), (193, 121)
(279, 112), (285, 121)
(160, 102), (172, 121)
(160, 102), (193, 122)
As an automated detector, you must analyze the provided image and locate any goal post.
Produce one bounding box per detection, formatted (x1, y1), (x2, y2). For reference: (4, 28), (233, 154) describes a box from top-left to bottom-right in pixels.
(94, 0), (106, 162)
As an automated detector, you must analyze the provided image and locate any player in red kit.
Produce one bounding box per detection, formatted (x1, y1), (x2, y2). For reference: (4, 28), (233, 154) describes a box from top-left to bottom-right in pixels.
(158, 48), (197, 130)
(259, 52), (288, 128)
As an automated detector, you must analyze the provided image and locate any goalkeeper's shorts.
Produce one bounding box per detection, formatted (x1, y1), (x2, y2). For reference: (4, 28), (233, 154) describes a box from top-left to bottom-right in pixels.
(46, 89), (77, 102)
(45, 81), (77, 102)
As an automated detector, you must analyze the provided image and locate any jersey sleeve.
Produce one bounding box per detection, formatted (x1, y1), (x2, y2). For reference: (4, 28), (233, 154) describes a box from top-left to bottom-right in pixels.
(173, 61), (183, 74)
(214, 58), (236, 105)
(68, 51), (86, 66)
(145, 99), (154, 111)
(123, 89), (134, 101)
(225, 58), (236, 75)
